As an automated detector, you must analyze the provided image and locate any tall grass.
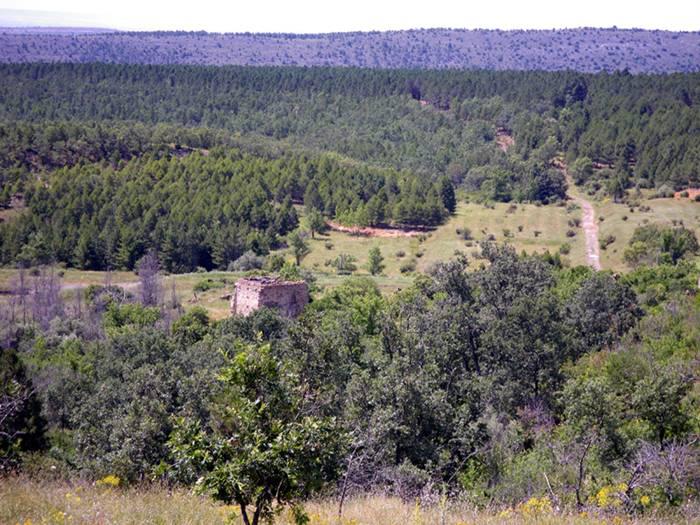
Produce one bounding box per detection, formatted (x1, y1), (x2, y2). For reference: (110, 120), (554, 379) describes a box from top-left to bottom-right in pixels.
(1, 478), (694, 525)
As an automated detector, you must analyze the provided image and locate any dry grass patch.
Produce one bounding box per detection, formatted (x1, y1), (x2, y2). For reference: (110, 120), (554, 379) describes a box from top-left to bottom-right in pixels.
(302, 201), (587, 279)
(1, 480), (689, 525)
(0, 477), (227, 525)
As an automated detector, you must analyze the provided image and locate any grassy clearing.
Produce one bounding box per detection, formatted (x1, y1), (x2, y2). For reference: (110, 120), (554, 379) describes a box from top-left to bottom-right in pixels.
(302, 200), (587, 279)
(595, 195), (700, 271)
(1, 477), (687, 525)
(0, 269), (137, 291)
(0, 196), (697, 318)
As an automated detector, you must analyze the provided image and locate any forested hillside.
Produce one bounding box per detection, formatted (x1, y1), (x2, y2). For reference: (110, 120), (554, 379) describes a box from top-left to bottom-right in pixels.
(1, 64), (698, 187)
(1, 27), (700, 73)
(0, 147), (452, 271)
(1, 64), (699, 271)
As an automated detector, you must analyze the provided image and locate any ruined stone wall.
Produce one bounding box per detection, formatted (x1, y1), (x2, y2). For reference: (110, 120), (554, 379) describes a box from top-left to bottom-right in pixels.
(258, 282), (308, 318)
(231, 281), (263, 316)
(231, 278), (308, 318)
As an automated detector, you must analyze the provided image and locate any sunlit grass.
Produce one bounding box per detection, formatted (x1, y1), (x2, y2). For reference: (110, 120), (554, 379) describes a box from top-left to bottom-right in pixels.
(301, 200), (586, 278)
(2, 478), (688, 525)
(596, 195), (700, 271)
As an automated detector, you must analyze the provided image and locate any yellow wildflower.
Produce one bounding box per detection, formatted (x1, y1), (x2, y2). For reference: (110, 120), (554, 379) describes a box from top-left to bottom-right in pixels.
(521, 496), (553, 516)
(96, 474), (120, 488)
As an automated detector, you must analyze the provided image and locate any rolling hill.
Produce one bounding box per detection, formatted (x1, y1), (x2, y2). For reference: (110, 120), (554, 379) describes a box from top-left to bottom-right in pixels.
(1, 26), (699, 72)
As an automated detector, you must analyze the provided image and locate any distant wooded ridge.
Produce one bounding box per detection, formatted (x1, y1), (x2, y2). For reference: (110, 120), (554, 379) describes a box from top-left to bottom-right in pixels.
(1, 27), (699, 73)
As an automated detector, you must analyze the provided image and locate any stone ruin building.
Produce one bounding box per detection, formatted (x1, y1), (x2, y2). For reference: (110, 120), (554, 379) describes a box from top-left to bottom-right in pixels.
(230, 276), (309, 318)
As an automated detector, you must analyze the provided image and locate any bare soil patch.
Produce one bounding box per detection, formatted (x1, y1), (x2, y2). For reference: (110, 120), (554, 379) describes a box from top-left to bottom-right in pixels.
(326, 221), (430, 238)
(674, 188), (700, 200)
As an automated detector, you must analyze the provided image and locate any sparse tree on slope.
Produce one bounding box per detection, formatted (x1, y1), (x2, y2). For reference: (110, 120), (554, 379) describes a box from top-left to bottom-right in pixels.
(367, 246), (385, 276)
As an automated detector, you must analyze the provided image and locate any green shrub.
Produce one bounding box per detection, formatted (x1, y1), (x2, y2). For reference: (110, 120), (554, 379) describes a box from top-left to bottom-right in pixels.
(193, 278), (225, 293)
(399, 259), (417, 273)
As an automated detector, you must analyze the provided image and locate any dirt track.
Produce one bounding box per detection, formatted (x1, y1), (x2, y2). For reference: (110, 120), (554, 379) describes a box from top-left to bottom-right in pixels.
(556, 164), (600, 270)
(575, 195), (601, 270)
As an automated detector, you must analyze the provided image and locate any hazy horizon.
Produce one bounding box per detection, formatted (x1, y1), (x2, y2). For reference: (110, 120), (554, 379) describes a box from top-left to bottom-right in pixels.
(1, 1), (698, 33)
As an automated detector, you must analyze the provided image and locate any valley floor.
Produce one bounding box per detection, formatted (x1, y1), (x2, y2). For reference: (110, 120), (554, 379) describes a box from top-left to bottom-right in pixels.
(0, 194), (698, 320)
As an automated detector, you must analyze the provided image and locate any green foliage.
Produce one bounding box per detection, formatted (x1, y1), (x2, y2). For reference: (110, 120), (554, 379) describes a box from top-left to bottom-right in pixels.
(0, 144), (453, 271)
(288, 232), (310, 266)
(193, 278), (226, 294)
(306, 208), (326, 239)
(172, 307), (211, 346)
(366, 246), (385, 276)
(331, 253), (358, 275)
(565, 272), (642, 352)
(624, 224), (699, 267)
(103, 303), (161, 334)
(622, 261), (698, 308)
(4, 245), (699, 512)
(168, 342), (345, 525)
(0, 347), (47, 471)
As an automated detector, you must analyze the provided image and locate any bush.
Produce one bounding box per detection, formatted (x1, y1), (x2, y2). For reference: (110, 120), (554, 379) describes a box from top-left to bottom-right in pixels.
(456, 227), (473, 240)
(566, 229), (576, 238)
(324, 240), (334, 250)
(399, 259), (417, 273)
(655, 185), (675, 198)
(395, 250), (406, 258)
(228, 250), (265, 272)
(265, 253), (286, 272)
(559, 243), (571, 255)
(193, 278), (225, 293)
(600, 235), (616, 250)
(331, 253), (357, 275)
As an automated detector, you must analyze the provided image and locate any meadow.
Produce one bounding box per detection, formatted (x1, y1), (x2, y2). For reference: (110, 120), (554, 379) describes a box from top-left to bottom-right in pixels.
(1, 194), (698, 320)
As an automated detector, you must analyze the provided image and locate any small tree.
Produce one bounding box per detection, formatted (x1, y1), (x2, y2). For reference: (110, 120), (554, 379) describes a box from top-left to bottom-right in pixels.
(438, 176), (457, 214)
(307, 209), (326, 239)
(332, 253), (358, 275)
(137, 250), (162, 306)
(168, 342), (344, 525)
(289, 231), (310, 266)
(366, 246), (385, 276)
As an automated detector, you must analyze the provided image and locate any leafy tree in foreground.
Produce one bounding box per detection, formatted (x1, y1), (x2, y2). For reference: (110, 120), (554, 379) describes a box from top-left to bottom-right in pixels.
(0, 347), (47, 471)
(168, 342), (345, 525)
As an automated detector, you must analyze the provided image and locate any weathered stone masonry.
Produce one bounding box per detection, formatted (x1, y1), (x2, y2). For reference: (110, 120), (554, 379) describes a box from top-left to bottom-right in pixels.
(230, 277), (308, 318)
